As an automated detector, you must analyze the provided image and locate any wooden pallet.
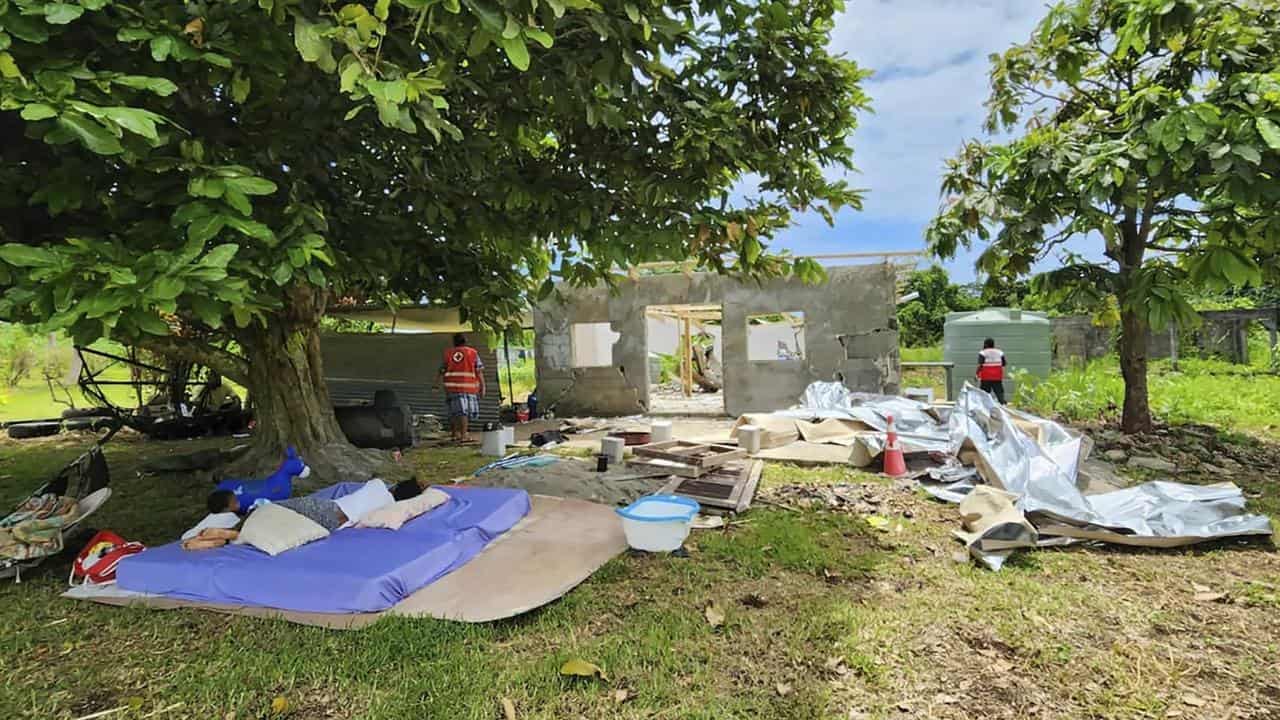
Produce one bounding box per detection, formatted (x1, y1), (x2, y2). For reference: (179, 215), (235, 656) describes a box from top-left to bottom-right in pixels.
(657, 459), (763, 514)
(632, 440), (746, 468)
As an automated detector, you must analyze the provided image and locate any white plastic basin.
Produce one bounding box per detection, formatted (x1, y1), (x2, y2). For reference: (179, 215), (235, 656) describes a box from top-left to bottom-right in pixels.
(615, 495), (700, 552)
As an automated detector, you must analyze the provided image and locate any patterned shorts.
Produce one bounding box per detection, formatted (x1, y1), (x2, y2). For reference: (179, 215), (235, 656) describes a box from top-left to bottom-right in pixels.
(446, 393), (480, 420)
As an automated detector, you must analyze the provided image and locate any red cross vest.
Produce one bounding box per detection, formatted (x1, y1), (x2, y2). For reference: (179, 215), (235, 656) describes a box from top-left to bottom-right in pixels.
(977, 347), (1005, 381)
(443, 346), (481, 394)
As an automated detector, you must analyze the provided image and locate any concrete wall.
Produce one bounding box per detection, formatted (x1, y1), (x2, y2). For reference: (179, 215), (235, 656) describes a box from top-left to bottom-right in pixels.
(1050, 308), (1279, 367)
(533, 264), (900, 416)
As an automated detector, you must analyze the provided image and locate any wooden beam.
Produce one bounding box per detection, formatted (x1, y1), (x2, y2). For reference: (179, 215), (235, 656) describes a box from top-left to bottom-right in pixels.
(682, 315), (693, 398)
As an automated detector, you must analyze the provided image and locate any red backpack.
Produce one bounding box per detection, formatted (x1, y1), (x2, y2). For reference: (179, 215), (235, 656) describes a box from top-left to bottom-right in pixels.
(70, 530), (145, 586)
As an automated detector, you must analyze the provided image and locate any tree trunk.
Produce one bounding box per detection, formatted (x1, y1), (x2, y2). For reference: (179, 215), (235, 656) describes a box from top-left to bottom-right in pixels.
(1117, 302), (1153, 433)
(231, 296), (401, 485)
(1116, 220), (1153, 434)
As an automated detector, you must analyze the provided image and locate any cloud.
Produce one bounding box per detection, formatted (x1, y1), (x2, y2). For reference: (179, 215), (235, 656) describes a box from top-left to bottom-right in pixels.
(769, 0), (1051, 279)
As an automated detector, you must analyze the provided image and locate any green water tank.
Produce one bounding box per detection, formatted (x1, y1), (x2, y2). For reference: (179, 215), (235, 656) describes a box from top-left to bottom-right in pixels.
(942, 308), (1052, 401)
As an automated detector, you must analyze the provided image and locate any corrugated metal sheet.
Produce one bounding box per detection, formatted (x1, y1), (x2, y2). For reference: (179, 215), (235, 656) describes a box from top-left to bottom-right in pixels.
(321, 333), (503, 424)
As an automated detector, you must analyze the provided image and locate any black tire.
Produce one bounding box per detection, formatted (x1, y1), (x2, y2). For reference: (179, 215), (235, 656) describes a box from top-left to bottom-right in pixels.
(61, 407), (112, 420)
(8, 421), (62, 439)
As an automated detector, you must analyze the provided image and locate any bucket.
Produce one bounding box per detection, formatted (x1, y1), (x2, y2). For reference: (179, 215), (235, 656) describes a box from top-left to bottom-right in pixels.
(615, 495), (700, 552)
(480, 430), (506, 456)
(500, 426), (515, 446)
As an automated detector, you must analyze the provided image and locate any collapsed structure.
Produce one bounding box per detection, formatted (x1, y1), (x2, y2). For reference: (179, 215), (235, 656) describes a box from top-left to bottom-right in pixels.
(532, 264), (901, 416)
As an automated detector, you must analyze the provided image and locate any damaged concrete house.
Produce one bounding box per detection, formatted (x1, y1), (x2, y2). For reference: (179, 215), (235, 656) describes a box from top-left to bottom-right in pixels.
(532, 263), (901, 417)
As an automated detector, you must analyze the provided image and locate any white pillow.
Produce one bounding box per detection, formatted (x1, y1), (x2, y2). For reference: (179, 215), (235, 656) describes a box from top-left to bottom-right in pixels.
(234, 503), (329, 556)
(334, 479), (395, 526)
(357, 488), (450, 530)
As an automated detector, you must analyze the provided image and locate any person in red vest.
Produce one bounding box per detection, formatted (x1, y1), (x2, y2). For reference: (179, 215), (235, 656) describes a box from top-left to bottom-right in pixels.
(437, 333), (486, 443)
(976, 337), (1007, 404)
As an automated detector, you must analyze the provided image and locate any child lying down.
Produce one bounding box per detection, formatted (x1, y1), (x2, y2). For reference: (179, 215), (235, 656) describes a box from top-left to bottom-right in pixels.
(184, 479), (421, 551)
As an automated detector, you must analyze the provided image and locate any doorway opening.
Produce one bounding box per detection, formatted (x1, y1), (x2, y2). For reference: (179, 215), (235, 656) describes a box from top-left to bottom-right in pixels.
(644, 304), (725, 416)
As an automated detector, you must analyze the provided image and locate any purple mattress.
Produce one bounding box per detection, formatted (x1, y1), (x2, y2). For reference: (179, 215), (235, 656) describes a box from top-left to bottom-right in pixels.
(116, 485), (531, 613)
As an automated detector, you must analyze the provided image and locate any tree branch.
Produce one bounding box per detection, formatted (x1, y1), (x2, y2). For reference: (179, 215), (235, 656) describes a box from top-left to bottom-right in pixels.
(135, 336), (250, 386)
(1145, 243), (1194, 254)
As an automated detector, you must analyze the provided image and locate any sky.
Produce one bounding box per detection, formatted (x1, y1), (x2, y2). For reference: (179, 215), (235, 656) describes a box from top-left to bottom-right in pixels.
(766, 0), (1049, 281)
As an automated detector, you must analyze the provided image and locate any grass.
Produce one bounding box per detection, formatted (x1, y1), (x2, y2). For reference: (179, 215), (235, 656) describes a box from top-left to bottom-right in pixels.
(497, 357), (536, 404)
(900, 345), (949, 399)
(1018, 355), (1280, 440)
(3, 371), (1280, 719)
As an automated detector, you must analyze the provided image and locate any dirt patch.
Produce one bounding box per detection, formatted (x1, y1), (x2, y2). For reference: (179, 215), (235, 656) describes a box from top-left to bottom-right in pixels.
(461, 457), (671, 506)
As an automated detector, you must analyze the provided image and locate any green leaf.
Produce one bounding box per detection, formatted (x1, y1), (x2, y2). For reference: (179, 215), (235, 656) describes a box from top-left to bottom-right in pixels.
(20, 103), (58, 121)
(467, 28), (493, 56)
(201, 243), (239, 268)
(501, 15), (521, 39)
(188, 176), (226, 198)
(499, 35), (529, 71)
(188, 214), (227, 243)
(113, 75), (179, 96)
(57, 114), (124, 155)
(271, 262), (293, 285)
(225, 217), (276, 242)
(132, 311), (171, 336)
(117, 27), (153, 42)
(1232, 144), (1261, 165)
(101, 107), (162, 140)
(231, 306), (252, 328)
(1257, 118), (1280, 151)
(81, 0), (109, 9)
(153, 277), (185, 300)
(189, 296), (224, 327)
(42, 3), (84, 24)
(462, 0), (505, 33)
(339, 60), (362, 92)
(294, 17), (337, 73)
(0, 31), (11, 52)
(231, 70), (251, 103)
(624, 3), (639, 23)
(0, 52), (20, 80)
(546, 0), (565, 17)
(202, 52), (233, 68)
(149, 36), (175, 62)
(4, 15), (50, 43)
(0, 245), (56, 267)
(374, 0), (390, 20)
(223, 187), (252, 215)
(224, 176), (278, 196)
(525, 27), (552, 48)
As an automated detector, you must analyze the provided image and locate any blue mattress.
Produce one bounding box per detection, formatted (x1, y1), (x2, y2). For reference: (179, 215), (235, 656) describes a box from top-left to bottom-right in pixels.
(116, 485), (531, 613)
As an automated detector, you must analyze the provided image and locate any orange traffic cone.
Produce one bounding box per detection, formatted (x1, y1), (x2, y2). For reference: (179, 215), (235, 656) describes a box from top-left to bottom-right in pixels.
(882, 414), (907, 476)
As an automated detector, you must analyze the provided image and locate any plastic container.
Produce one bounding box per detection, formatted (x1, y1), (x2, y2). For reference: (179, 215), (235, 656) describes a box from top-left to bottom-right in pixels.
(615, 495), (700, 552)
(942, 308), (1052, 400)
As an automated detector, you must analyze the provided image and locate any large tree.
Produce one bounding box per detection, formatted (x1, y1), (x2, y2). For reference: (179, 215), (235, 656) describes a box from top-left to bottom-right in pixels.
(926, 0), (1280, 433)
(0, 0), (868, 473)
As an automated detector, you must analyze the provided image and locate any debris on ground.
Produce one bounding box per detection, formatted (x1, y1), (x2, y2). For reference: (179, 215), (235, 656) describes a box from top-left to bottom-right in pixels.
(763, 382), (1274, 570)
(460, 456), (668, 506)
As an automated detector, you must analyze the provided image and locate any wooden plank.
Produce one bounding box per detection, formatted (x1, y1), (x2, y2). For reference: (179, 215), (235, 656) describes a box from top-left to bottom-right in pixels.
(735, 460), (763, 514)
(634, 441), (746, 468)
(657, 460), (762, 514)
(627, 456), (705, 478)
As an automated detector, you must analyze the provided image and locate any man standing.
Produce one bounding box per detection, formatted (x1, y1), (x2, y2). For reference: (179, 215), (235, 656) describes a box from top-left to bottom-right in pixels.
(438, 333), (486, 443)
(976, 337), (1007, 404)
